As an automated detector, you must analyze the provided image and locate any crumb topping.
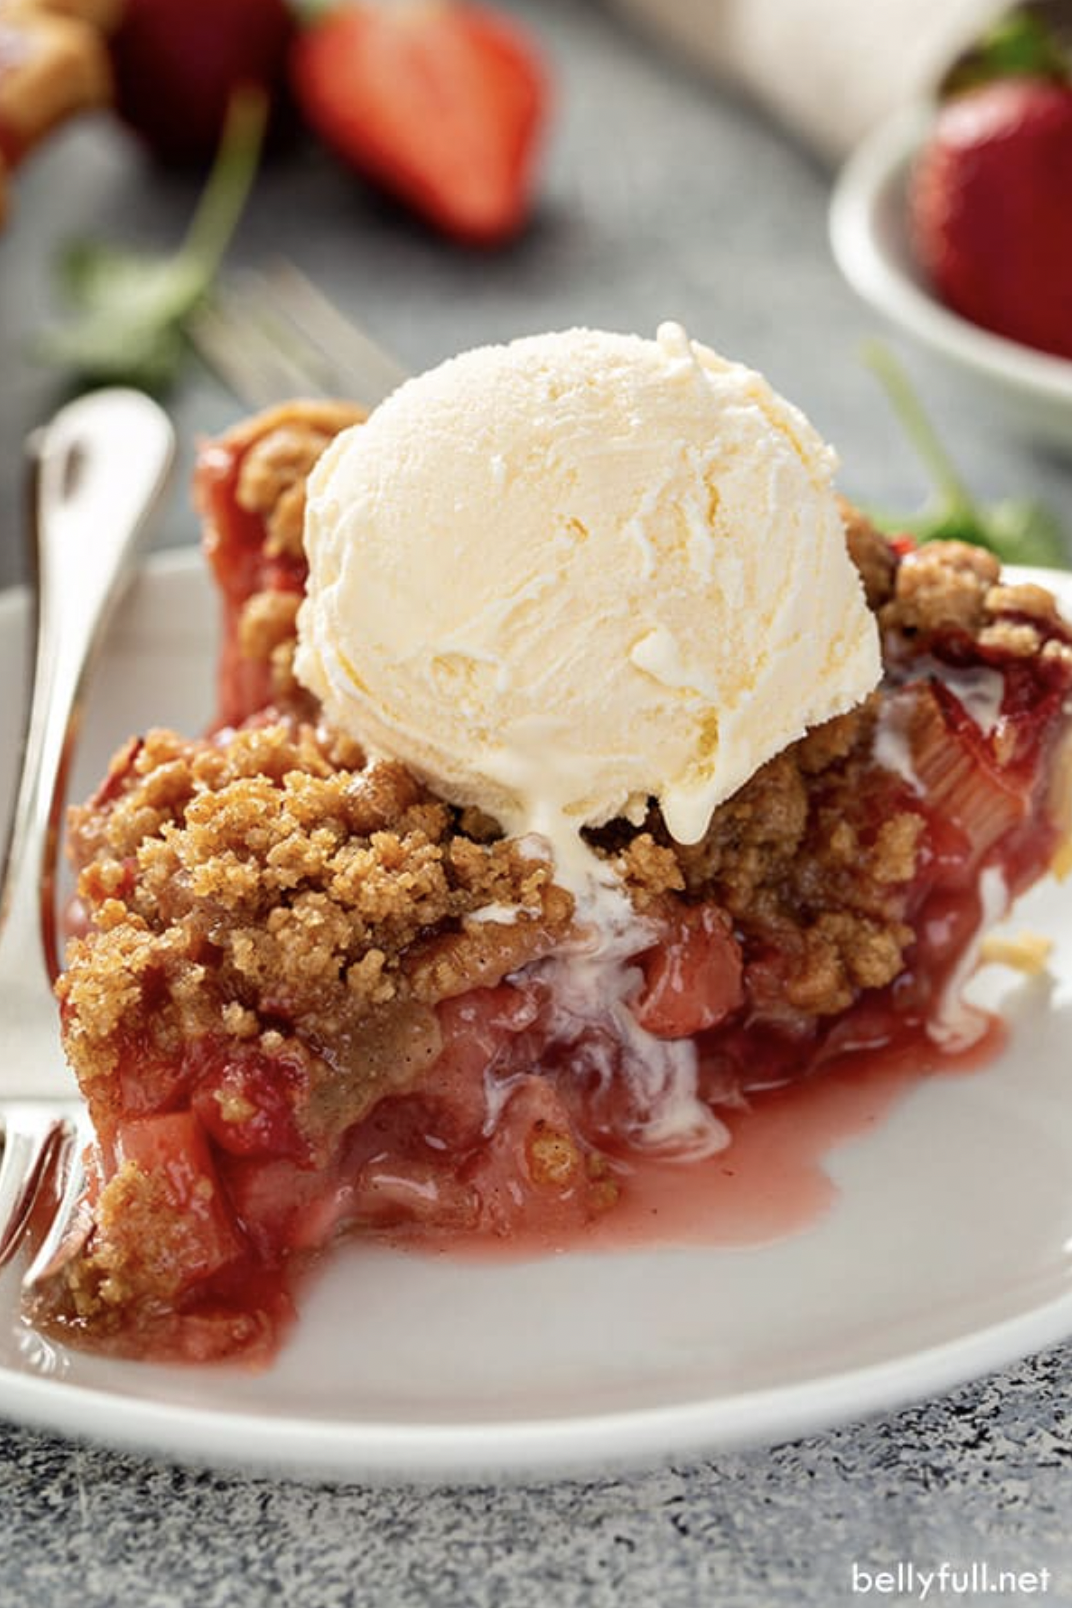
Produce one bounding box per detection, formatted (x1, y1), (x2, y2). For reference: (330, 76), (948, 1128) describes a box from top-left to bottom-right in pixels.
(59, 722), (575, 1144)
(237, 586), (302, 669)
(840, 498), (898, 609)
(231, 400), (366, 561)
(876, 539), (1072, 667)
(638, 699), (924, 1019)
(195, 400), (365, 718)
(62, 684), (932, 1121)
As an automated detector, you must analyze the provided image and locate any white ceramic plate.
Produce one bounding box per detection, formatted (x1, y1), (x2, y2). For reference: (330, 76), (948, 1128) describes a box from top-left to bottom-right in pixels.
(829, 106), (1072, 451)
(1, 551), (1072, 1484)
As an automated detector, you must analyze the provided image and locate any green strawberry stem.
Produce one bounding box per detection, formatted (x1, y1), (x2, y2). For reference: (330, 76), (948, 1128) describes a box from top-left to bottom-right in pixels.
(177, 88), (267, 280)
(981, 8), (1070, 76)
(288, 0), (339, 24)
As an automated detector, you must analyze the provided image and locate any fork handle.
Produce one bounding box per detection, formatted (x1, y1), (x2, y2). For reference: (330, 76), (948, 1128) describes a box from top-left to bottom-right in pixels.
(0, 389), (175, 987)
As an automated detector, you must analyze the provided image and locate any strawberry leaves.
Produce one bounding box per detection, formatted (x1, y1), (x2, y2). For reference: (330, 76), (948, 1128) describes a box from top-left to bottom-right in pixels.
(940, 3), (1072, 97)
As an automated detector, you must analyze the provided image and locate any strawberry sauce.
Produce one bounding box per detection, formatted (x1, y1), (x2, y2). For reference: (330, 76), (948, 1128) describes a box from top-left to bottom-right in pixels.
(380, 1014), (1006, 1264)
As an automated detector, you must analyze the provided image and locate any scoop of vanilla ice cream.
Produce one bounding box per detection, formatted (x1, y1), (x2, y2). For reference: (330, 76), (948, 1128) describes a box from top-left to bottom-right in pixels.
(296, 323), (880, 857)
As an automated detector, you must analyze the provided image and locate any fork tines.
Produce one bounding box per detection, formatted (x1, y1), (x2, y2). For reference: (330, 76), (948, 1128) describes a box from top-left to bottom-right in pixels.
(21, 1114), (92, 1289)
(191, 261), (410, 415)
(0, 1105), (88, 1279)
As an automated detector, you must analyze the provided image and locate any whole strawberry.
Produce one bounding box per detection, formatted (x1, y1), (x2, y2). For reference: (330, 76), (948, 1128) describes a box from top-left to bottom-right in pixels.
(110, 0), (295, 165)
(911, 38), (1072, 361)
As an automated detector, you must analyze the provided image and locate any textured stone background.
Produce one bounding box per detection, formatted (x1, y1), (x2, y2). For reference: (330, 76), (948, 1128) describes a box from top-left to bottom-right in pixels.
(2, 1), (1071, 1603)
(3, 1345), (1071, 1606)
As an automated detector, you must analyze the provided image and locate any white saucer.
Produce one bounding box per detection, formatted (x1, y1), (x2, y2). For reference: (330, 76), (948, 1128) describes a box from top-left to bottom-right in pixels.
(1, 552), (1071, 1483)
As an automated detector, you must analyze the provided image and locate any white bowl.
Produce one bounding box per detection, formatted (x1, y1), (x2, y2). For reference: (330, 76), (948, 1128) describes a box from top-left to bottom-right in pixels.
(829, 105), (1072, 452)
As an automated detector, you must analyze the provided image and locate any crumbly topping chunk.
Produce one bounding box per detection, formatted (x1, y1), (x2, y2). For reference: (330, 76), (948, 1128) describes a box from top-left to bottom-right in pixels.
(62, 1162), (213, 1318)
(639, 697), (924, 1018)
(36, 1159), (275, 1360)
(882, 540), (1001, 636)
(233, 400), (365, 561)
(60, 722), (574, 1142)
(198, 400), (365, 713)
(237, 586), (301, 666)
(840, 498), (898, 609)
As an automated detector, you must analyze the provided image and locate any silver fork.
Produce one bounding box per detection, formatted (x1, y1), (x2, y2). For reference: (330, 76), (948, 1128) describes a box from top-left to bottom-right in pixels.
(0, 389), (174, 1284)
(190, 260), (410, 412)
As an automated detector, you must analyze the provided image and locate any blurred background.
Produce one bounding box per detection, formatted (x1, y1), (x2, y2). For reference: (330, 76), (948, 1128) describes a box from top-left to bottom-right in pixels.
(1, 0), (1069, 591)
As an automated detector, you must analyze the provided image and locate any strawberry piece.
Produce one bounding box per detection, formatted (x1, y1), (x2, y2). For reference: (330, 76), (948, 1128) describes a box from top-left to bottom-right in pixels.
(911, 77), (1072, 361)
(109, 0), (295, 165)
(190, 1038), (309, 1160)
(633, 904), (744, 1039)
(290, 1), (549, 245)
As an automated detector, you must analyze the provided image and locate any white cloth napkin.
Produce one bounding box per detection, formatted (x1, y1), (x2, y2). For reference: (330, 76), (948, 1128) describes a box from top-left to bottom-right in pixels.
(608, 0), (1006, 157)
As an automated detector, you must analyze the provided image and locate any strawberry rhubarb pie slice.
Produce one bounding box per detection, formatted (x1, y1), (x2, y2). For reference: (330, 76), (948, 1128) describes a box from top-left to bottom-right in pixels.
(37, 327), (1072, 1364)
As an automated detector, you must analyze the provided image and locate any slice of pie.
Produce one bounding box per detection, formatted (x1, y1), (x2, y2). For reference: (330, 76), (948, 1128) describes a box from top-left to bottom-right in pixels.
(33, 392), (1072, 1366)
